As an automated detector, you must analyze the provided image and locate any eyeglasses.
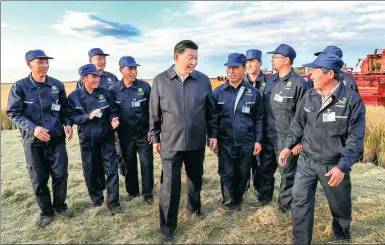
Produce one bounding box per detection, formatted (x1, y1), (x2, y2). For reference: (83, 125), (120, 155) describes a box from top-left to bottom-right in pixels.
(272, 56), (286, 59)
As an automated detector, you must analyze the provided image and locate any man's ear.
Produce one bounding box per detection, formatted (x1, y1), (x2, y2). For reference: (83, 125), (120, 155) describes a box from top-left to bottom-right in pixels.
(174, 52), (179, 62)
(27, 61), (32, 69)
(89, 58), (92, 64)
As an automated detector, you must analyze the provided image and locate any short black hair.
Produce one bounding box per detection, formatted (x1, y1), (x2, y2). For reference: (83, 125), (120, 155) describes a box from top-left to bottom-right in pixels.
(174, 40), (198, 55)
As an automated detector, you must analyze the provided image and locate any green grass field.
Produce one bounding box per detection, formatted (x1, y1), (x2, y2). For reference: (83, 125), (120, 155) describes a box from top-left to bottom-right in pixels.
(1, 129), (385, 244)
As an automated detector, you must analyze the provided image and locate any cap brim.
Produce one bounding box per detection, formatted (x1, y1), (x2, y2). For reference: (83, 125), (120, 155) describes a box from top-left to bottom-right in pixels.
(224, 62), (244, 66)
(90, 53), (110, 58)
(314, 52), (321, 56)
(120, 63), (141, 68)
(267, 51), (277, 54)
(246, 57), (260, 60)
(302, 62), (320, 68)
(31, 56), (54, 61)
(82, 71), (102, 76)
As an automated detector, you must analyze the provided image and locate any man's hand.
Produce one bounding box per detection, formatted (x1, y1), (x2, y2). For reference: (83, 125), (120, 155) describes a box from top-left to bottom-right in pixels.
(34, 126), (50, 142)
(154, 143), (161, 154)
(253, 142), (262, 155)
(292, 144), (303, 155)
(65, 125), (73, 141)
(325, 166), (345, 187)
(148, 132), (152, 144)
(111, 117), (120, 129)
(279, 148), (292, 166)
(209, 138), (218, 154)
(89, 109), (101, 120)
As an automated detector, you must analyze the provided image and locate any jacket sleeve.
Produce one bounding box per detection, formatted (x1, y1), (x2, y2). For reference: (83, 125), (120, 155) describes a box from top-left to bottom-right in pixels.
(284, 96), (307, 149)
(336, 98), (366, 173)
(66, 92), (90, 125)
(59, 83), (72, 126)
(293, 79), (309, 113)
(76, 78), (83, 90)
(6, 83), (37, 131)
(108, 88), (120, 121)
(106, 90), (116, 123)
(206, 82), (219, 139)
(254, 91), (264, 143)
(149, 77), (162, 144)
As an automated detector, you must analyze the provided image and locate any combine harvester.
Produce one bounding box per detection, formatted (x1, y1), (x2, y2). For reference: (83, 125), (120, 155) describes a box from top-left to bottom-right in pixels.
(352, 48), (385, 106)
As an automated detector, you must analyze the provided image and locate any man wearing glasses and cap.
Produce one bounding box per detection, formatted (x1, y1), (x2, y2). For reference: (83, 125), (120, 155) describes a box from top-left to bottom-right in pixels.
(213, 53), (263, 212)
(6, 49), (74, 227)
(256, 44), (311, 212)
(313, 46), (359, 93)
(244, 49), (269, 198)
(279, 53), (365, 244)
(109, 56), (154, 205)
(76, 48), (126, 177)
(67, 64), (121, 215)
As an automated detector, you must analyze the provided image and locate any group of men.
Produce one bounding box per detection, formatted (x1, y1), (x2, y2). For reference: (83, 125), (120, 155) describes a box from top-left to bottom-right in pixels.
(6, 40), (365, 245)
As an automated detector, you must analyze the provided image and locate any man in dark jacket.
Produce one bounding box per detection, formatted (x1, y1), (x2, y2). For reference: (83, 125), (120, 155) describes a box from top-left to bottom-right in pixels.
(279, 53), (365, 244)
(213, 53), (263, 212)
(6, 49), (74, 227)
(109, 56), (154, 205)
(244, 49), (269, 197)
(149, 40), (218, 243)
(256, 44), (310, 212)
(67, 64), (121, 215)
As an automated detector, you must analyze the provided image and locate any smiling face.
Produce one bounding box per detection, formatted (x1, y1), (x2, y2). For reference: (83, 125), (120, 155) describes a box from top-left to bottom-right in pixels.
(226, 65), (246, 83)
(120, 66), (138, 83)
(246, 59), (262, 75)
(90, 55), (107, 72)
(174, 48), (198, 75)
(310, 67), (334, 91)
(27, 58), (49, 77)
(82, 74), (100, 90)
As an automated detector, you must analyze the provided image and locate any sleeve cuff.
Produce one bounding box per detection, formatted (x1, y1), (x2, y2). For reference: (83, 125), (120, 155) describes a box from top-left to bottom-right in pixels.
(152, 135), (161, 144)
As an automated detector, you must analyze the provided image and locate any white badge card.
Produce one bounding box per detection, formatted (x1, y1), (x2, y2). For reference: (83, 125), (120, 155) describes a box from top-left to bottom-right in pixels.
(242, 106), (250, 114)
(323, 112), (336, 122)
(96, 111), (103, 118)
(132, 101), (140, 107)
(274, 93), (284, 102)
(51, 103), (61, 111)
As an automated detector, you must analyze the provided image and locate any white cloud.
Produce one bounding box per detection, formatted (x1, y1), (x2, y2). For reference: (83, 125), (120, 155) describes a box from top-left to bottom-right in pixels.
(2, 1), (385, 82)
(1, 21), (6, 28)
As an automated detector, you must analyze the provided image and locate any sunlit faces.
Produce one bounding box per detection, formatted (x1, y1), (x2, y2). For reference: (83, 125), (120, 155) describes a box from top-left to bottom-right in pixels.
(174, 48), (198, 75)
(310, 68), (334, 91)
(246, 59), (262, 75)
(226, 65), (246, 83)
(27, 58), (49, 77)
(90, 55), (107, 72)
(271, 55), (288, 71)
(82, 74), (100, 90)
(120, 66), (138, 83)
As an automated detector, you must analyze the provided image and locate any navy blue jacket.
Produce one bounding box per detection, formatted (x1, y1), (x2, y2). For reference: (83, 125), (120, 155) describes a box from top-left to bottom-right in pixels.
(262, 69), (310, 140)
(6, 74), (71, 145)
(213, 79), (263, 146)
(76, 70), (119, 90)
(67, 86), (115, 147)
(339, 71), (359, 93)
(284, 82), (365, 173)
(244, 71), (269, 96)
(109, 79), (151, 139)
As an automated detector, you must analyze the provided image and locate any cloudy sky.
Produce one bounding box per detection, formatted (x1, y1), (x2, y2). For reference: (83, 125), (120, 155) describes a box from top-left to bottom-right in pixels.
(2, 1), (385, 83)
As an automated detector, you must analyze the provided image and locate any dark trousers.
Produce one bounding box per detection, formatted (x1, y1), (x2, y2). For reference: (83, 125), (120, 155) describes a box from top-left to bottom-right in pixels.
(159, 148), (205, 236)
(218, 144), (253, 207)
(120, 136), (154, 198)
(292, 154), (352, 244)
(80, 141), (119, 208)
(258, 137), (298, 207)
(114, 132), (126, 175)
(23, 141), (69, 218)
(247, 155), (260, 193)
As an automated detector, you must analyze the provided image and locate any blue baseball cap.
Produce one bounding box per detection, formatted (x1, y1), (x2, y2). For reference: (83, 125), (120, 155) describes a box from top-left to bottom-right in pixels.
(119, 56), (141, 68)
(246, 49), (262, 60)
(314, 45), (343, 58)
(25, 49), (53, 62)
(267, 44), (296, 60)
(88, 48), (110, 58)
(302, 53), (344, 72)
(78, 64), (101, 77)
(224, 53), (246, 66)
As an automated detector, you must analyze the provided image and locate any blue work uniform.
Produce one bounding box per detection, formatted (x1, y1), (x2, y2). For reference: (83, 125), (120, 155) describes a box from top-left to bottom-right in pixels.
(109, 79), (154, 199)
(67, 86), (120, 209)
(6, 74), (71, 218)
(213, 79), (263, 207)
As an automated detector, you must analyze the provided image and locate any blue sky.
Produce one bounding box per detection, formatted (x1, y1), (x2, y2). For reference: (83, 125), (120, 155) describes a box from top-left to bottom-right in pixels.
(2, 1), (385, 83)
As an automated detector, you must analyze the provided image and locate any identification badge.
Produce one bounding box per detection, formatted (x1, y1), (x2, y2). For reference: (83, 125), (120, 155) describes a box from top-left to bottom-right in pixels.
(242, 106), (250, 114)
(96, 112), (103, 118)
(274, 93), (284, 102)
(51, 103), (61, 111)
(323, 112), (335, 122)
(132, 101), (140, 107)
